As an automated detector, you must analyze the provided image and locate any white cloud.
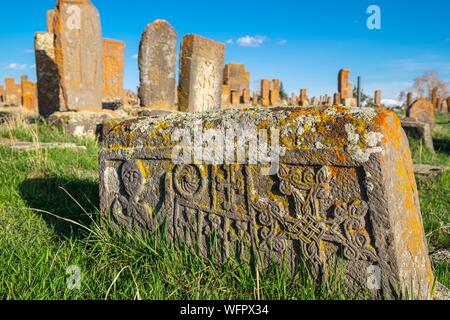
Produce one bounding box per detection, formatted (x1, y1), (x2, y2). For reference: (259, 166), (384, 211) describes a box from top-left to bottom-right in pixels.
(278, 39), (288, 46)
(237, 35), (266, 47)
(225, 39), (234, 45)
(4, 63), (32, 71)
(131, 54), (138, 59)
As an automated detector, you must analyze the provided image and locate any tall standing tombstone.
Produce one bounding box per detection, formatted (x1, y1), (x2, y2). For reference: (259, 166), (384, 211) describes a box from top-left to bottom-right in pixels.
(409, 97), (435, 129)
(431, 87), (439, 109)
(178, 34), (225, 112)
(333, 93), (341, 106)
(299, 89), (308, 106)
(338, 69), (351, 100)
(374, 90), (382, 106)
(138, 19), (177, 110)
(446, 97), (450, 113)
(270, 79), (280, 105)
(35, 32), (61, 117)
(260, 79), (271, 107)
(0, 85), (5, 103)
(103, 38), (125, 107)
(406, 92), (414, 118)
(54, 0), (103, 111)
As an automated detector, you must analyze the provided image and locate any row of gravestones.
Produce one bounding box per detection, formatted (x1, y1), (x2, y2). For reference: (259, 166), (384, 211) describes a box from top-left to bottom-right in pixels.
(0, 76), (37, 110)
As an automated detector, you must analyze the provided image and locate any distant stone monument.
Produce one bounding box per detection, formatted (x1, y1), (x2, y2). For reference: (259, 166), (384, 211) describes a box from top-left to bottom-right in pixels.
(260, 79), (270, 107)
(53, 0), (103, 111)
(223, 64), (250, 97)
(333, 93), (341, 105)
(100, 106), (434, 299)
(374, 90), (382, 106)
(270, 79), (280, 106)
(35, 32), (61, 117)
(242, 88), (251, 104)
(221, 84), (231, 107)
(138, 19), (177, 110)
(103, 38), (125, 107)
(4, 78), (20, 105)
(338, 69), (351, 100)
(409, 97), (435, 129)
(299, 89), (308, 106)
(431, 87), (439, 109)
(21, 78), (37, 110)
(178, 34), (225, 112)
(230, 91), (240, 106)
(0, 85), (5, 103)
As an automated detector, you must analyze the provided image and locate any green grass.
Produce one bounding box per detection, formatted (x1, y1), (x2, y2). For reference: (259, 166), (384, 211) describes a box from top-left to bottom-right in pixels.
(0, 112), (448, 300)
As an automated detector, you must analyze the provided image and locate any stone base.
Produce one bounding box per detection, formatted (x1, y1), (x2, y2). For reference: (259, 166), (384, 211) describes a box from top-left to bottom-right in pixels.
(0, 106), (39, 124)
(48, 110), (129, 139)
(401, 119), (435, 153)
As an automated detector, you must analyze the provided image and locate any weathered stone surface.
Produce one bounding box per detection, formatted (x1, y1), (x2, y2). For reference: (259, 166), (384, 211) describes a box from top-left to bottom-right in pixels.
(333, 93), (341, 106)
(242, 88), (251, 104)
(374, 90), (382, 106)
(260, 79), (270, 107)
(223, 64), (250, 96)
(102, 38), (125, 107)
(338, 69), (351, 100)
(221, 84), (231, 107)
(47, 10), (55, 32)
(100, 106), (434, 299)
(178, 34), (225, 112)
(35, 32), (61, 117)
(21, 79), (37, 110)
(138, 20), (177, 110)
(54, 0), (103, 111)
(270, 79), (280, 106)
(49, 111), (116, 138)
(5, 78), (20, 105)
(401, 119), (435, 153)
(446, 98), (450, 113)
(299, 89), (308, 106)
(230, 90), (240, 106)
(0, 85), (5, 103)
(252, 93), (258, 106)
(406, 92), (414, 117)
(414, 164), (446, 180)
(409, 97), (435, 129)
(431, 87), (439, 110)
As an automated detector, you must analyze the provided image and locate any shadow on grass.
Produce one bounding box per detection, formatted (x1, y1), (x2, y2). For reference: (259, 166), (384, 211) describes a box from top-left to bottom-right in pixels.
(433, 138), (450, 155)
(19, 178), (99, 239)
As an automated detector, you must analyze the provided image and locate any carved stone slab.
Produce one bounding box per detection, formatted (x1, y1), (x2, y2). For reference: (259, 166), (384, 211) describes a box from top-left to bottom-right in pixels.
(54, 0), (103, 111)
(178, 34), (225, 112)
(100, 106), (434, 299)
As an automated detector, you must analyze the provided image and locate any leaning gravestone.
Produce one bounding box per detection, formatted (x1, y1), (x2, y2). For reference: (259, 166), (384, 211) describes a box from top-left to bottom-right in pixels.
(178, 34), (225, 112)
(100, 106), (434, 299)
(53, 0), (103, 111)
(138, 19), (177, 111)
(408, 97), (435, 129)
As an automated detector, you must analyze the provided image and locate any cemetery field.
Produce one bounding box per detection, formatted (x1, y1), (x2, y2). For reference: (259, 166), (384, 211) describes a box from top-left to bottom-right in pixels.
(0, 113), (448, 300)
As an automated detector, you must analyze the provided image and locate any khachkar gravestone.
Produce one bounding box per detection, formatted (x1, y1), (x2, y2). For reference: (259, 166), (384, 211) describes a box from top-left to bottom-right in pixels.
(102, 38), (125, 107)
(53, 0), (103, 111)
(178, 35), (225, 112)
(138, 20), (177, 111)
(100, 106), (434, 299)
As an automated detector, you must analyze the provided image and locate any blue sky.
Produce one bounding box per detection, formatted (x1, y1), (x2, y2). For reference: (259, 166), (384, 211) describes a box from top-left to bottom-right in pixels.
(0, 0), (449, 100)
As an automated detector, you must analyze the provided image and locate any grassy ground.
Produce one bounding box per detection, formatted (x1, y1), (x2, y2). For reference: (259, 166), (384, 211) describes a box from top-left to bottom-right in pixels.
(0, 112), (448, 300)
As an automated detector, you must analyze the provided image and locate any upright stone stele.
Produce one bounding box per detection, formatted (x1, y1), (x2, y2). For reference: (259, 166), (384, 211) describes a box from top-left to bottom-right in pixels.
(333, 93), (341, 106)
(178, 34), (225, 112)
(103, 38), (125, 107)
(221, 84), (231, 107)
(260, 79), (270, 107)
(409, 97), (435, 129)
(242, 88), (251, 104)
(299, 89), (308, 106)
(270, 79), (280, 106)
(338, 69), (351, 100)
(53, 0), (103, 111)
(100, 106), (434, 299)
(35, 32), (61, 117)
(138, 20), (177, 110)
(374, 90), (382, 106)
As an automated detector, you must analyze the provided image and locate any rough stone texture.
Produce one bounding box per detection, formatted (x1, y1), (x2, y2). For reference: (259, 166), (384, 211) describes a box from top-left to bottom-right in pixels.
(252, 93), (258, 106)
(35, 32), (61, 117)
(230, 91), (240, 106)
(21, 79), (37, 110)
(0, 85), (5, 103)
(431, 87), (439, 110)
(100, 106), (434, 299)
(261, 79), (270, 107)
(102, 38), (125, 107)
(178, 35), (225, 112)
(54, 0), (103, 111)
(242, 88), (251, 104)
(374, 90), (382, 106)
(409, 97), (435, 129)
(5, 78), (20, 105)
(414, 164), (446, 180)
(270, 79), (280, 106)
(406, 93), (414, 117)
(338, 69), (351, 100)
(221, 85), (231, 107)
(333, 93), (341, 106)
(223, 64), (250, 96)
(47, 9), (55, 32)
(299, 89), (308, 106)
(0, 106), (39, 124)
(138, 20), (177, 110)
(49, 111), (116, 138)
(401, 119), (435, 153)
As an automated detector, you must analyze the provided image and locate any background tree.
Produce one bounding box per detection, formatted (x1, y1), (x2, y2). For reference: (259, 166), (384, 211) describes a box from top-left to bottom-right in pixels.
(280, 82), (288, 100)
(410, 71), (449, 98)
(353, 87), (373, 106)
